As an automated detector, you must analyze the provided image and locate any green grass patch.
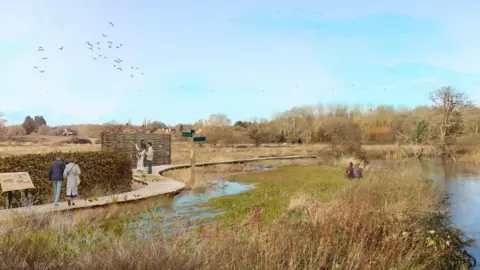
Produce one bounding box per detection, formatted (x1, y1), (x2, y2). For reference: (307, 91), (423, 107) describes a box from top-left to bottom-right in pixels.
(209, 165), (351, 223)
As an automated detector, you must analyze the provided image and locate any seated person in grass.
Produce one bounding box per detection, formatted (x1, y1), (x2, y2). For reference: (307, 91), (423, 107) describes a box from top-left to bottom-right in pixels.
(345, 162), (355, 179)
(353, 163), (363, 179)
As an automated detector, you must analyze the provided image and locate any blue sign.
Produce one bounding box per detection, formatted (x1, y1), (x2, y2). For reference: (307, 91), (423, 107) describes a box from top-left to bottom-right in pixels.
(182, 132), (192, 137)
(193, 136), (206, 142)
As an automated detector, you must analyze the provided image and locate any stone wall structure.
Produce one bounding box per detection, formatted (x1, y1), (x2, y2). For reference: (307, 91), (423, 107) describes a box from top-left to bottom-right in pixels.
(101, 133), (172, 167)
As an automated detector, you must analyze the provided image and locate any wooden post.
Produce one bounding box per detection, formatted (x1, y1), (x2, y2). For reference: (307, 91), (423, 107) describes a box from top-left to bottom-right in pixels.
(190, 130), (196, 186)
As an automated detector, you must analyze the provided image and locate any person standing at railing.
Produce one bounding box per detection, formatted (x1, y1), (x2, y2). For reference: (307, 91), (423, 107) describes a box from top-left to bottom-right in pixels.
(146, 142), (154, 174)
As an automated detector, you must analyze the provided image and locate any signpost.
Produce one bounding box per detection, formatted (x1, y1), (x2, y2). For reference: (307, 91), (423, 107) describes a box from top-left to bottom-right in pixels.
(181, 130), (207, 186)
(0, 172), (35, 193)
(0, 172), (35, 208)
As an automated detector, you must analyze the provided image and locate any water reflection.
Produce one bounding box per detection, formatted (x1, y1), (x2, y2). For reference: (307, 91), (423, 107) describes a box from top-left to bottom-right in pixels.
(129, 165), (272, 235)
(369, 159), (480, 261)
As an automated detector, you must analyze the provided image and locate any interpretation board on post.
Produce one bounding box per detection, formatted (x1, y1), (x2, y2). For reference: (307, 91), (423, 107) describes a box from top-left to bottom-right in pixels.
(182, 132), (192, 137)
(0, 172), (35, 193)
(193, 136), (206, 142)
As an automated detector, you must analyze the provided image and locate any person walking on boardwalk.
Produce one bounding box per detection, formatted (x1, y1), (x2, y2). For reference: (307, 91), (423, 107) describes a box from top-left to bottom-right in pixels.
(64, 157), (81, 207)
(48, 151), (65, 206)
(146, 142), (154, 174)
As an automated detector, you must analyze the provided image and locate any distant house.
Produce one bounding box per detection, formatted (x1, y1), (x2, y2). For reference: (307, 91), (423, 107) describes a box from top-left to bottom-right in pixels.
(62, 128), (77, 136)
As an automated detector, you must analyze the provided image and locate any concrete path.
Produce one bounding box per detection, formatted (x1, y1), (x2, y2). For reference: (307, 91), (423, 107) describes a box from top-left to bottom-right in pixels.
(0, 155), (315, 220)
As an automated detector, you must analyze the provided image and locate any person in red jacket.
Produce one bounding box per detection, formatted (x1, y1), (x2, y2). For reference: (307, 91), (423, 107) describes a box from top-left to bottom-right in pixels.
(345, 162), (355, 179)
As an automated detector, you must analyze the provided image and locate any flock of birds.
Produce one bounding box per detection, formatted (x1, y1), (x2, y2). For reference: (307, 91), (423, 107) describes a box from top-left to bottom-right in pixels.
(33, 21), (144, 79)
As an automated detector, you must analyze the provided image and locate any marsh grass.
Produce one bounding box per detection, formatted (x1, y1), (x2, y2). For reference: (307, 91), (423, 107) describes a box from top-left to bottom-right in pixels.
(0, 162), (475, 269)
(460, 147), (480, 164)
(209, 166), (350, 224)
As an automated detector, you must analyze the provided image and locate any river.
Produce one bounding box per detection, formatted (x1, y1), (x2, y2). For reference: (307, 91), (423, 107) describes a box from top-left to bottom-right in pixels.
(369, 159), (480, 262)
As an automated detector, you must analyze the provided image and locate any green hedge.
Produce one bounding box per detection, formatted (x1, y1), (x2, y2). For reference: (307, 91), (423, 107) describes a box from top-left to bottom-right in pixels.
(0, 150), (132, 207)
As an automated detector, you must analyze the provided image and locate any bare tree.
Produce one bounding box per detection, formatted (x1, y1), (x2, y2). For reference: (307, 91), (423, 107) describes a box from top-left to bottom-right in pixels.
(429, 86), (469, 162)
(396, 120), (432, 158)
(246, 118), (269, 147)
(206, 114), (231, 127)
(0, 112), (6, 138)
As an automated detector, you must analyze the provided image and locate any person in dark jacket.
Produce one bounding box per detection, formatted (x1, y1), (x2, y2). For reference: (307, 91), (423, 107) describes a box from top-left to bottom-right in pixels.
(48, 151), (65, 206)
(345, 162), (355, 179)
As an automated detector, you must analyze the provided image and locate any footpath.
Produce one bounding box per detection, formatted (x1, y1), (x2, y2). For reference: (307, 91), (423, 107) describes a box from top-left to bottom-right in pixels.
(0, 155), (315, 220)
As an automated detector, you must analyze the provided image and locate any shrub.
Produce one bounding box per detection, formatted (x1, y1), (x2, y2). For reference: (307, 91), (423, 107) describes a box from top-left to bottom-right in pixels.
(0, 150), (132, 207)
(65, 137), (92, 144)
(36, 124), (50, 135)
(5, 125), (25, 137)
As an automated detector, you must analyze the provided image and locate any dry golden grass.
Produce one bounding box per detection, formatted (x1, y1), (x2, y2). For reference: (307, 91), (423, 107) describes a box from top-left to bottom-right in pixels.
(460, 147), (480, 164)
(0, 134), (438, 163)
(0, 165), (473, 269)
(0, 135), (100, 156)
(171, 142), (437, 164)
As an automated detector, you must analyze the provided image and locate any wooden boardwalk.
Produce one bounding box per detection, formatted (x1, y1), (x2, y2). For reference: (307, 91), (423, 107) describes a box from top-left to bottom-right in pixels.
(0, 155), (315, 220)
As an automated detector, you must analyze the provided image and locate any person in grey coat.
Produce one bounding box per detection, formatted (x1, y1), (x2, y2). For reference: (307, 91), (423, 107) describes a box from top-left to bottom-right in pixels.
(63, 157), (81, 207)
(48, 151), (65, 206)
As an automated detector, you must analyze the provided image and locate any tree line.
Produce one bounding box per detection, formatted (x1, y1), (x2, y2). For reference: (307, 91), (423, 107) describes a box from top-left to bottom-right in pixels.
(1, 86), (479, 160)
(190, 86), (479, 159)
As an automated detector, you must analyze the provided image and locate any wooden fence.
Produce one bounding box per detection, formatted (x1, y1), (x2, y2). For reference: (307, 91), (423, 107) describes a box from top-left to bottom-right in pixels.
(101, 133), (172, 168)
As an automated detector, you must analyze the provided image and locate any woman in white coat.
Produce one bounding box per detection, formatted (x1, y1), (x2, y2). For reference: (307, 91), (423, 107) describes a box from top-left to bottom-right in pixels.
(63, 157), (81, 206)
(135, 143), (146, 172)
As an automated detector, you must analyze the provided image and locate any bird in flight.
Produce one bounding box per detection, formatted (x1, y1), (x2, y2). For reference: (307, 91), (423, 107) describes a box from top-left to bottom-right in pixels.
(37, 47), (44, 52)
(93, 57), (97, 60)
(59, 46), (63, 50)
(131, 66), (134, 69)
(119, 44), (123, 47)
(89, 47), (93, 51)
(108, 41), (112, 44)
(141, 72), (144, 75)
(117, 58), (123, 62)
(98, 54), (102, 57)
(104, 56), (107, 59)
(97, 47), (100, 50)
(102, 33), (107, 37)
(131, 74), (134, 78)
(109, 45), (112, 48)
(39, 70), (45, 73)
(109, 21), (114, 27)
(96, 42), (100, 45)
(41, 57), (48, 60)
(117, 67), (122, 71)
(113, 64), (116, 67)
(114, 60), (120, 63)
(136, 67), (139, 70)
(116, 46), (120, 48)
(33, 66), (37, 69)
(86, 42), (93, 47)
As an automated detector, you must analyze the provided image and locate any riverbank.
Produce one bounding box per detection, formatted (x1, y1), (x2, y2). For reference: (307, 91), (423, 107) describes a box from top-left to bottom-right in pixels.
(0, 160), (474, 269)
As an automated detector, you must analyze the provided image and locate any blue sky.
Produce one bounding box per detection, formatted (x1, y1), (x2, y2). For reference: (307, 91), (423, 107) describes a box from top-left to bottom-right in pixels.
(2, 0), (480, 126)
